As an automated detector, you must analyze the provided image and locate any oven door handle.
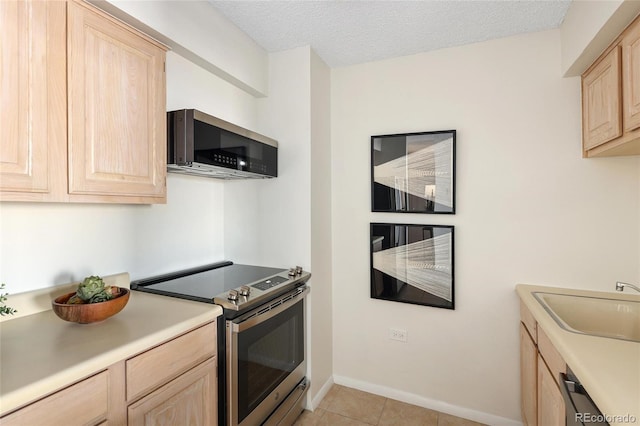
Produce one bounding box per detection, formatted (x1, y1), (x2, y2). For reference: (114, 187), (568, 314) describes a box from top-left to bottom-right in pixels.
(230, 286), (309, 333)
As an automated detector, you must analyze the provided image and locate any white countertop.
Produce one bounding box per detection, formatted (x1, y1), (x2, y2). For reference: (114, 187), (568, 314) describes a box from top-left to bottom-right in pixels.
(516, 284), (640, 426)
(0, 277), (222, 416)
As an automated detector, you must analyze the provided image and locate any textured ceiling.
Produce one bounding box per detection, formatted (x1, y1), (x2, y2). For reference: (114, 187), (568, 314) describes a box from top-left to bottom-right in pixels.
(208, 0), (571, 68)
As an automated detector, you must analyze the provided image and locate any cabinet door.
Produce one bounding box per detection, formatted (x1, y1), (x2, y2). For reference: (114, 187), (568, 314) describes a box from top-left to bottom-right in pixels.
(537, 355), (565, 426)
(623, 17), (640, 132)
(520, 324), (537, 426)
(0, 0), (66, 200)
(582, 46), (622, 150)
(128, 358), (217, 426)
(67, 0), (166, 202)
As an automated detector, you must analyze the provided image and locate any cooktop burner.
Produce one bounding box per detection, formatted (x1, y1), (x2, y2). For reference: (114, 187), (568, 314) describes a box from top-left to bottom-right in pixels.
(131, 261), (310, 313)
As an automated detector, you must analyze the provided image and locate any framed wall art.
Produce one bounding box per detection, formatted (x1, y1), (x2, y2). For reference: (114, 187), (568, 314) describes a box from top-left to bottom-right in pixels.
(371, 130), (455, 214)
(370, 223), (454, 310)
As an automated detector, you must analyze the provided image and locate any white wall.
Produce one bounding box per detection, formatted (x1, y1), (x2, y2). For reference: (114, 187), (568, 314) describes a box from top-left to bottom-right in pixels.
(331, 29), (640, 425)
(254, 48), (312, 269)
(97, 0), (269, 96)
(165, 52), (258, 130)
(0, 202), (136, 291)
(309, 49), (333, 405)
(225, 47), (312, 269)
(561, 0), (640, 76)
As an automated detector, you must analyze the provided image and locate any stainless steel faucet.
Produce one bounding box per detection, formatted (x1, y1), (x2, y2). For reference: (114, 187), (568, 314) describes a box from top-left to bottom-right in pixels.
(615, 281), (640, 293)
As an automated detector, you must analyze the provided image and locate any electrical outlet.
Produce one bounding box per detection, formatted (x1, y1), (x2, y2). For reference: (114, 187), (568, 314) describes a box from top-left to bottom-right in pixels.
(389, 328), (408, 342)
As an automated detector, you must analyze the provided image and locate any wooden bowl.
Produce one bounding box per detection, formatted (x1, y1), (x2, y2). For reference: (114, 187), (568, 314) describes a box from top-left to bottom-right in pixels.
(52, 287), (130, 324)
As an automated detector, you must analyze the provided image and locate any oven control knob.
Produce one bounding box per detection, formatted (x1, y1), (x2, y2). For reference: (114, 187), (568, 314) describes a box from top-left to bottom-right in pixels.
(227, 289), (239, 301)
(295, 266), (303, 275)
(239, 285), (251, 297)
(288, 268), (296, 277)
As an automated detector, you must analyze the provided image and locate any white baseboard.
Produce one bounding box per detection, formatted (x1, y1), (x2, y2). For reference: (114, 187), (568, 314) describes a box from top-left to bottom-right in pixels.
(308, 376), (335, 411)
(332, 375), (523, 426)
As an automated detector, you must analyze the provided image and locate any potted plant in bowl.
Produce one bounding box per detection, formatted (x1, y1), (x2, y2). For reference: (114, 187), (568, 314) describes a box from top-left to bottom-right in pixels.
(52, 275), (129, 324)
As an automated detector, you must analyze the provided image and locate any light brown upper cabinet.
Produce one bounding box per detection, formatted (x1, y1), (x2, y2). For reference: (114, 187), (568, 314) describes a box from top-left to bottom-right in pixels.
(67, 1), (166, 202)
(0, 1), (67, 201)
(0, 0), (167, 204)
(582, 14), (640, 157)
(622, 16), (640, 135)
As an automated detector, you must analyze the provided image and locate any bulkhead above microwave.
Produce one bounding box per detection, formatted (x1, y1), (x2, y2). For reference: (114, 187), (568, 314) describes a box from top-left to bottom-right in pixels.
(167, 109), (278, 179)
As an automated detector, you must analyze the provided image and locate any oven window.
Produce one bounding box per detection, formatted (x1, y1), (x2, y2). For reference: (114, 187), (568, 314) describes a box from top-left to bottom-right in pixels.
(236, 300), (304, 423)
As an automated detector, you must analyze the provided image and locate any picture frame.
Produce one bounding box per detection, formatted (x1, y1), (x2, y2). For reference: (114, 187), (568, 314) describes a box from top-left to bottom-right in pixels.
(371, 130), (455, 214)
(370, 223), (454, 310)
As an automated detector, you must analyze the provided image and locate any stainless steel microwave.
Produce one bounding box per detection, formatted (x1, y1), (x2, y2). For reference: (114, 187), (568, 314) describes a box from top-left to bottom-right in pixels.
(167, 109), (278, 179)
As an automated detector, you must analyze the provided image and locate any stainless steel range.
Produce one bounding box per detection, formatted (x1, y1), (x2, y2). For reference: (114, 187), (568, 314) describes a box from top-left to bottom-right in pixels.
(131, 261), (311, 426)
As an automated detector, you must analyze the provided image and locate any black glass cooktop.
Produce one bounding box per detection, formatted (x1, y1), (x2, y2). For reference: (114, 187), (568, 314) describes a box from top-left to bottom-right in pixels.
(131, 263), (286, 303)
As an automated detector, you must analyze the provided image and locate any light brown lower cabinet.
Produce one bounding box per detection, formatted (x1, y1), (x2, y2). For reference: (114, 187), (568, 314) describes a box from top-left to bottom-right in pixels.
(128, 358), (216, 426)
(537, 355), (565, 426)
(520, 304), (566, 426)
(0, 321), (217, 426)
(520, 323), (538, 426)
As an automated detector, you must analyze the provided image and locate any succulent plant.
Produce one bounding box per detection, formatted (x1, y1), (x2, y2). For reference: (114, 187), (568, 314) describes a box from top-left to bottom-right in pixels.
(89, 291), (112, 303)
(76, 276), (109, 302)
(74, 276), (117, 305)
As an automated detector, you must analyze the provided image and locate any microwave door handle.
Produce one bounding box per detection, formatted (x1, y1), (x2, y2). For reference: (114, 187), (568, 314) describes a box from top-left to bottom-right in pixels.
(230, 287), (309, 333)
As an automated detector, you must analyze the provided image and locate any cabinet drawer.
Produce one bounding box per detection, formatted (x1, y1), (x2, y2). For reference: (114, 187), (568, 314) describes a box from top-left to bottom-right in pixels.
(126, 321), (216, 402)
(538, 326), (566, 387)
(0, 371), (108, 426)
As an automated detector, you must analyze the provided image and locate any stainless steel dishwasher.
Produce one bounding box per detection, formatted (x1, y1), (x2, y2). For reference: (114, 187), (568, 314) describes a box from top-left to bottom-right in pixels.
(560, 368), (609, 426)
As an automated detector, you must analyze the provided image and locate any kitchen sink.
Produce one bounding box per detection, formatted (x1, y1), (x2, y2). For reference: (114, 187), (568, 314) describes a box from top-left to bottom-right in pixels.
(533, 292), (640, 343)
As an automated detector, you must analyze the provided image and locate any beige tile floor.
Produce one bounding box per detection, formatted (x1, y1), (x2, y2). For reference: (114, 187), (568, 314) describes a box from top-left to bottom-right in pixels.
(294, 385), (487, 426)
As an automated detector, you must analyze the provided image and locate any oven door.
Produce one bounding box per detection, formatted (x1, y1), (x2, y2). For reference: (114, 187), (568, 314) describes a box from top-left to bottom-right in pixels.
(227, 286), (309, 426)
